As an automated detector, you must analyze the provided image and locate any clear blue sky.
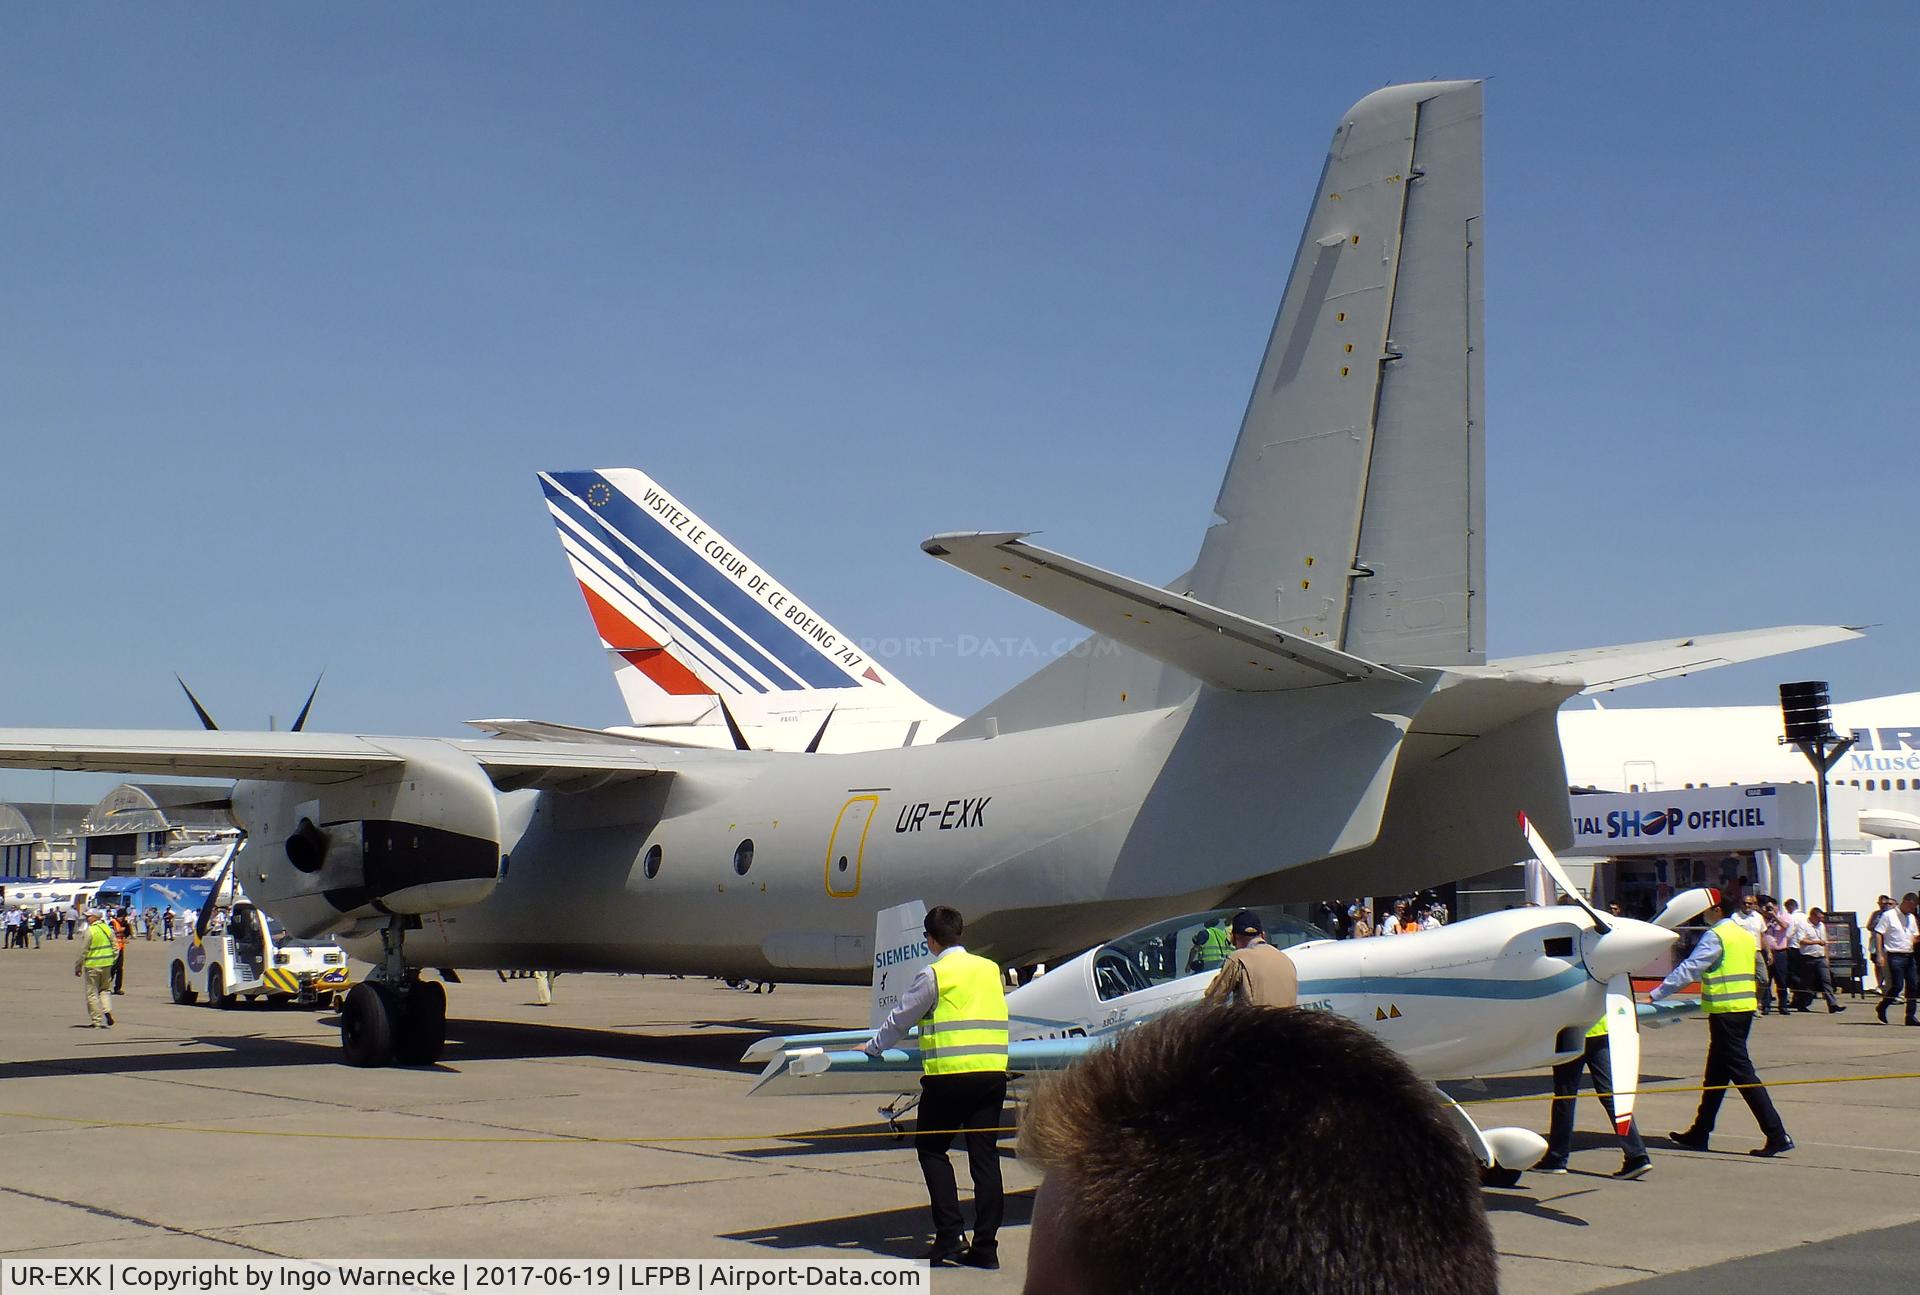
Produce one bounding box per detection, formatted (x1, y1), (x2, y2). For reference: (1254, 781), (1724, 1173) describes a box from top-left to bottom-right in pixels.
(3, 5), (1915, 804)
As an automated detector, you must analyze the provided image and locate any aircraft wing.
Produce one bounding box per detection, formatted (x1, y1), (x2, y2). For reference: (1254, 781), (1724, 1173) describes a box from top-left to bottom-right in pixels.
(0, 729), (408, 784)
(0, 729), (672, 791)
(747, 1035), (1100, 1097)
(1636, 996), (1700, 1027)
(1481, 626), (1863, 694)
(921, 533), (1415, 692)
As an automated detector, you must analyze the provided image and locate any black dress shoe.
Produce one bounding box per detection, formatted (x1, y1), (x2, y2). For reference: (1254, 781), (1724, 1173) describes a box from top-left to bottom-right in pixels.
(1829, 1004), (1847, 1013)
(1877, 1002), (1890, 1023)
(1750, 1135), (1794, 1157)
(1668, 1128), (1709, 1151)
(920, 1241), (967, 1267)
(957, 1246), (999, 1271)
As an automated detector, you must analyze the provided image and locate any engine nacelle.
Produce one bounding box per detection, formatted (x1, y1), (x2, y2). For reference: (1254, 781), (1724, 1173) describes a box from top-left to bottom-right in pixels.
(230, 738), (503, 939)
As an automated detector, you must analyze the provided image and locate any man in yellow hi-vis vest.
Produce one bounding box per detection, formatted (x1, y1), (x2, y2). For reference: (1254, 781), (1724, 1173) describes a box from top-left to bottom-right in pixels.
(863, 905), (1008, 1271)
(1651, 891), (1792, 1156)
(74, 909), (118, 1028)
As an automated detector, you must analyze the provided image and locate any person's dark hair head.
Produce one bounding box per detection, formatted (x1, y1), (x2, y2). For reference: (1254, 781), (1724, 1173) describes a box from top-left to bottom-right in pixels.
(1230, 909), (1265, 938)
(1810, 907), (1825, 922)
(924, 905), (964, 946)
(1020, 1003), (1496, 1295)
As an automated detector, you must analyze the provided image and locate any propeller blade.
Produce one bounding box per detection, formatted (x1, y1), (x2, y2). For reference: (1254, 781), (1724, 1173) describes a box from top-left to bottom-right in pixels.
(1518, 812), (1609, 934)
(1652, 887), (1720, 931)
(716, 696), (751, 752)
(291, 672), (325, 733)
(175, 675), (220, 731)
(1604, 972), (1640, 1136)
(803, 706), (836, 755)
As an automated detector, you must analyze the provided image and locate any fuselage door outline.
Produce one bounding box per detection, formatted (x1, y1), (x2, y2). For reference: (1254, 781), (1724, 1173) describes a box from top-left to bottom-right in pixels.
(825, 795), (879, 898)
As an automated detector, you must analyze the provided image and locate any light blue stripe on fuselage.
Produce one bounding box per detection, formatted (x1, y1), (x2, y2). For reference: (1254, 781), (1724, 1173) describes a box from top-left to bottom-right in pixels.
(1300, 964), (1589, 1001)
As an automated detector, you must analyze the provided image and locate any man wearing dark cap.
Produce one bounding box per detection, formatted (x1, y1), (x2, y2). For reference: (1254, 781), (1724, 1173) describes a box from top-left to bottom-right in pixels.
(1201, 910), (1297, 1007)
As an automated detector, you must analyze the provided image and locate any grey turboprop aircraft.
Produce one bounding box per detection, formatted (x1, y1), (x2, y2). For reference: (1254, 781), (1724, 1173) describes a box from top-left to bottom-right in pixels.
(0, 80), (1855, 1067)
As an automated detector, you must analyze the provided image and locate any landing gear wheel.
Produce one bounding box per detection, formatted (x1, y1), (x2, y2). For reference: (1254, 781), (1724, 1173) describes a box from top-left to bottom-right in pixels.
(340, 982), (399, 1067)
(1480, 1165), (1523, 1189)
(395, 980), (447, 1066)
(170, 961), (197, 1006)
(208, 966), (233, 1009)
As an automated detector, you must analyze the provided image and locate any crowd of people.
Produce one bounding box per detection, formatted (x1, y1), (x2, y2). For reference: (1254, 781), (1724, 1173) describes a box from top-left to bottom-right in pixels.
(1318, 895), (1452, 938)
(3, 901), (179, 947)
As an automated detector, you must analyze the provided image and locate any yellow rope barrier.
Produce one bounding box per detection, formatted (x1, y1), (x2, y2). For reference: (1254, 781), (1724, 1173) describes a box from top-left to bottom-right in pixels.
(4, 1070), (1919, 1144)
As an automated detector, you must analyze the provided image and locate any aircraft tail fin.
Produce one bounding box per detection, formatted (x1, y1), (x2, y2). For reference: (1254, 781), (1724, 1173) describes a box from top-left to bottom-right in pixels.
(935, 81), (1485, 739)
(1190, 79), (1485, 664)
(540, 469), (919, 727)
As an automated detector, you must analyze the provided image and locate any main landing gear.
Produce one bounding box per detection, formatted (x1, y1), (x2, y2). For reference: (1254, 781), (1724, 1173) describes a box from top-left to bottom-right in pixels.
(340, 917), (448, 1067)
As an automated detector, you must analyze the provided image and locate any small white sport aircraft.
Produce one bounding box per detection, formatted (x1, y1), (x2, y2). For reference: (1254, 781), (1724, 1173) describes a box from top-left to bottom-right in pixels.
(745, 816), (1711, 1185)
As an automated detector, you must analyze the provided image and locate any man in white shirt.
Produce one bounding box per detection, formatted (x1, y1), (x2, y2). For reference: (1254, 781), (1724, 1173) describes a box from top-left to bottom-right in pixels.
(1732, 896), (1772, 1015)
(1873, 894), (1919, 1025)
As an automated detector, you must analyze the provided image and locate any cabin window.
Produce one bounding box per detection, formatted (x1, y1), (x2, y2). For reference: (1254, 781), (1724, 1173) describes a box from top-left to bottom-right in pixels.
(643, 844), (662, 880)
(733, 839), (755, 876)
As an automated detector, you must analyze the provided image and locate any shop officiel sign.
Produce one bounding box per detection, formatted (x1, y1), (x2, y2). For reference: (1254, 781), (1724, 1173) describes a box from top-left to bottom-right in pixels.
(1571, 786), (1778, 846)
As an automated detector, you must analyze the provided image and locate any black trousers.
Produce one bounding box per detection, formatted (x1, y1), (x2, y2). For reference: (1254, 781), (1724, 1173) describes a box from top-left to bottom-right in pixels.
(1547, 1034), (1647, 1161)
(916, 1071), (1007, 1247)
(1689, 1011), (1787, 1141)
(1794, 955), (1838, 1009)
(1767, 952), (1795, 1013)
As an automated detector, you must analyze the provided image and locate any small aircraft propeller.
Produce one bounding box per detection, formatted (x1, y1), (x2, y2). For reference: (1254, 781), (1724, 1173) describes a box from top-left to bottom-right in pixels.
(1519, 812), (1646, 1137)
(1517, 812), (1608, 933)
(1602, 972), (1640, 1136)
(1653, 887), (1720, 931)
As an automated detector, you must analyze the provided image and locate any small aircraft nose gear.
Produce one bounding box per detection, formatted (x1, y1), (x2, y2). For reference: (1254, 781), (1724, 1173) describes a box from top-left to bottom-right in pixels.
(339, 914), (447, 1067)
(879, 1093), (920, 1139)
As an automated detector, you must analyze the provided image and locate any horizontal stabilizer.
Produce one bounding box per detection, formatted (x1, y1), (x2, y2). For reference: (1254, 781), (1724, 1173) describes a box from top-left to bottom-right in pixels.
(1484, 625), (1863, 694)
(921, 533), (1414, 692)
(466, 718), (665, 745)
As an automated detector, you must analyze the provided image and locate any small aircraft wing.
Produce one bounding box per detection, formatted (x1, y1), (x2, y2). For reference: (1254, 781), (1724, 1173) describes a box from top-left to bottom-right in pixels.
(1482, 626), (1863, 694)
(1635, 996), (1700, 1027)
(747, 1035), (1100, 1097)
(920, 533), (1415, 692)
